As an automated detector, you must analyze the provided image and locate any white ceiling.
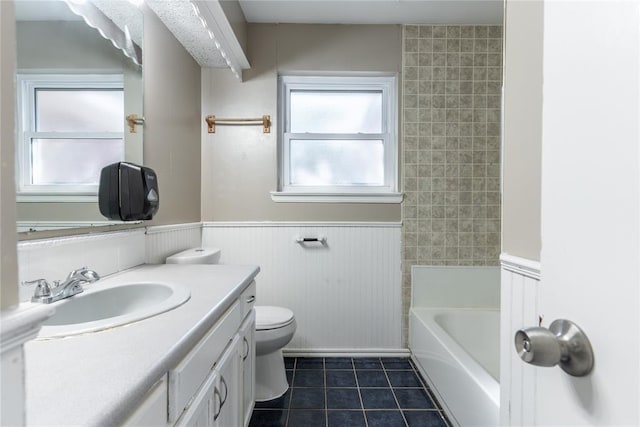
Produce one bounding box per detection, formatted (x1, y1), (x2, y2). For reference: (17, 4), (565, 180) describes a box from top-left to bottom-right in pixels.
(150, 0), (503, 71)
(147, 0), (230, 68)
(238, 0), (503, 25)
(15, 0), (503, 71)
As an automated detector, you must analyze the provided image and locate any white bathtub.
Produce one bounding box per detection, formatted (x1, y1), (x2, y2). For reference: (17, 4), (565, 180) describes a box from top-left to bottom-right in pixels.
(410, 307), (500, 426)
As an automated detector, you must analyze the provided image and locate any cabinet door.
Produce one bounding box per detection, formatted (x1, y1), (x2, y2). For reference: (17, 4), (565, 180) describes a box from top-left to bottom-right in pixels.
(169, 303), (242, 423)
(238, 311), (256, 427)
(175, 369), (218, 427)
(213, 336), (241, 427)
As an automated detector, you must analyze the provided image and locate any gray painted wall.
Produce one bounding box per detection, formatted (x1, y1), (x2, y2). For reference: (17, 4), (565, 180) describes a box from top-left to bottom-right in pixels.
(502, 0), (542, 261)
(16, 21), (124, 69)
(142, 6), (201, 227)
(201, 24), (402, 222)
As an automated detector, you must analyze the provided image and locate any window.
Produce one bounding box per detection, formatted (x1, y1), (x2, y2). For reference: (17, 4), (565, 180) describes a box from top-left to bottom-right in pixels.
(275, 75), (401, 203)
(16, 74), (125, 201)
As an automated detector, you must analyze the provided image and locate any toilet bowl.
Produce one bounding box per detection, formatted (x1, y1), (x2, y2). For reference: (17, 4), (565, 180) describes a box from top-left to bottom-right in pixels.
(255, 306), (297, 401)
(165, 247), (297, 402)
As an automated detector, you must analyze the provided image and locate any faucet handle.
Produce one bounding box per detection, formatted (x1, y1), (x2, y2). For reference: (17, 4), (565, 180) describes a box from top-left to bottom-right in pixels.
(83, 268), (100, 282)
(68, 266), (99, 281)
(67, 267), (86, 279)
(22, 279), (52, 300)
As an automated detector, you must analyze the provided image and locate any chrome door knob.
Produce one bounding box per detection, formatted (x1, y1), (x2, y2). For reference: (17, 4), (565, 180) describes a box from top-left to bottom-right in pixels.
(514, 319), (594, 377)
(515, 326), (562, 367)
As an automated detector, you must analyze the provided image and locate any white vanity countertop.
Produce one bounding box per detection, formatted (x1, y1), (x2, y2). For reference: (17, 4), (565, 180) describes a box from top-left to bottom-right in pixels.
(24, 263), (259, 426)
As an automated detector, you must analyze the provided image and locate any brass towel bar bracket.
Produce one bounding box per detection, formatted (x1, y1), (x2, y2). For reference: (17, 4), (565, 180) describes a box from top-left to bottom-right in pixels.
(205, 115), (271, 134)
(126, 114), (145, 133)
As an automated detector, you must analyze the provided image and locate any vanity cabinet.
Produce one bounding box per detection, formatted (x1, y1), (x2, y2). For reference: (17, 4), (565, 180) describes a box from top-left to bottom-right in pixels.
(166, 281), (256, 427)
(123, 376), (168, 426)
(175, 336), (241, 427)
(239, 312), (256, 427)
(213, 336), (242, 426)
(25, 266), (261, 427)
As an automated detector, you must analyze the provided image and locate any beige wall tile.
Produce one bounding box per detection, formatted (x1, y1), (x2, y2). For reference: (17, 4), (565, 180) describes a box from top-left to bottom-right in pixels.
(401, 25), (503, 328)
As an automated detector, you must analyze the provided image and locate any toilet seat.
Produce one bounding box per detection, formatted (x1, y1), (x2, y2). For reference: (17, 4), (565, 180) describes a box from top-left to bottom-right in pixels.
(255, 306), (295, 330)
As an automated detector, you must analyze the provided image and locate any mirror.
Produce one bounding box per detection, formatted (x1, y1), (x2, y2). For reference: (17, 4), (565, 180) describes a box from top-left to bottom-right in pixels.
(14, 0), (143, 232)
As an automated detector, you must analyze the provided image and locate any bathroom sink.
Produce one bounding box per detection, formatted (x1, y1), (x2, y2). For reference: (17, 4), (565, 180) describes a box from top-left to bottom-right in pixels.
(38, 282), (190, 338)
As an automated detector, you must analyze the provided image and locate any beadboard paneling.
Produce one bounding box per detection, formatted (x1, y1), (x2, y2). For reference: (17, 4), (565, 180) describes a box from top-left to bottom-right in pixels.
(17, 229), (146, 302)
(202, 222), (403, 352)
(499, 254), (540, 426)
(145, 223), (202, 264)
(18, 224), (202, 303)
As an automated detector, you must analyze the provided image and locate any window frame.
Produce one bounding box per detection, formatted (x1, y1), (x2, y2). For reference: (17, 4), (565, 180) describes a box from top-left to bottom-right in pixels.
(274, 75), (401, 203)
(16, 73), (125, 202)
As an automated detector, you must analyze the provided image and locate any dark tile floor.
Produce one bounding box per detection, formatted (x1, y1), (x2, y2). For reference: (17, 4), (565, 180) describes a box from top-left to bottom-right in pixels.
(249, 357), (450, 427)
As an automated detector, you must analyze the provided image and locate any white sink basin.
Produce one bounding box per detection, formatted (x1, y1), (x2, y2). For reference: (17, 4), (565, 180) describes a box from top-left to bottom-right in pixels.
(38, 282), (190, 338)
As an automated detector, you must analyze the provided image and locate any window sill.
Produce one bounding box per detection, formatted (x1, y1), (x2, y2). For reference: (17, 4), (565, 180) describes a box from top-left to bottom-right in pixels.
(270, 191), (403, 204)
(16, 194), (98, 203)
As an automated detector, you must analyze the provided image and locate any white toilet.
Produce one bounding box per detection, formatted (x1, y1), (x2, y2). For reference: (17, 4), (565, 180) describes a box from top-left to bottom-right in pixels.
(166, 247), (296, 402)
(254, 305), (296, 401)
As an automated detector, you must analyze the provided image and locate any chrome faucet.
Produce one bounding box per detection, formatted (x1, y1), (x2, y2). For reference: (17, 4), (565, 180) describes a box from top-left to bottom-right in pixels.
(24, 267), (100, 304)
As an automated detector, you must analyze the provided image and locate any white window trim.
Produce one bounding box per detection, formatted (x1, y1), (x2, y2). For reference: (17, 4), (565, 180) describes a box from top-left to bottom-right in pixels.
(16, 73), (124, 203)
(270, 191), (403, 204)
(273, 74), (400, 203)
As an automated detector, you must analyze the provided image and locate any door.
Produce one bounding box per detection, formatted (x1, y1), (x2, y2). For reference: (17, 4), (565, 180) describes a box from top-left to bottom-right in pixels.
(524, 1), (640, 425)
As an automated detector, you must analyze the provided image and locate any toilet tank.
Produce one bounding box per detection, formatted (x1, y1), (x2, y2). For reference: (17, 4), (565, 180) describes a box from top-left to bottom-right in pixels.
(165, 247), (221, 264)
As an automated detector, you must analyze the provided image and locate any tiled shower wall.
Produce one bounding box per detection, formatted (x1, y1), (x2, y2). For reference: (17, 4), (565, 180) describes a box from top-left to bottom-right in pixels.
(401, 25), (503, 339)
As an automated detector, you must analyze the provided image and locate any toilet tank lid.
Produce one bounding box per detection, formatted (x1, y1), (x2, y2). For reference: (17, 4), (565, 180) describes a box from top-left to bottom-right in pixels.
(165, 247), (221, 264)
(255, 306), (295, 329)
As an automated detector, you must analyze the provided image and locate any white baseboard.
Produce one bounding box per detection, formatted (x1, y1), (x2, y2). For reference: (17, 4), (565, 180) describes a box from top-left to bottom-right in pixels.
(283, 348), (410, 358)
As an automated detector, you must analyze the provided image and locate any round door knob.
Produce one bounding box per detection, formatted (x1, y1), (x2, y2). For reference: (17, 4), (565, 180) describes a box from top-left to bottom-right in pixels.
(515, 327), (562, 367)
(514, 319), (594, 377)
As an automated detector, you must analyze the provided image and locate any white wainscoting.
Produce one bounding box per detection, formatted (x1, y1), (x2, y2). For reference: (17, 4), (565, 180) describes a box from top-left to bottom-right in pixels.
(17, 229), (146, 302)
(499, 253), (541, 426)
(17, 224), (202, 303)
(202, 222), (403, 354)
(145, 222), (202, 264)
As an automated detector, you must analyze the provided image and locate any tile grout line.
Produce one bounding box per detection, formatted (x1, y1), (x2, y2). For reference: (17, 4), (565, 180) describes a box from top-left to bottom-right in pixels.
(352, 358), (370, 427)
(285, 357), (296, 427)
(409, 358), (452, 426)
(410, 359), (445, 413)
(382, 360), (410, 427)
(253, 356), (450, 427)
(323, 358), (328, 427)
